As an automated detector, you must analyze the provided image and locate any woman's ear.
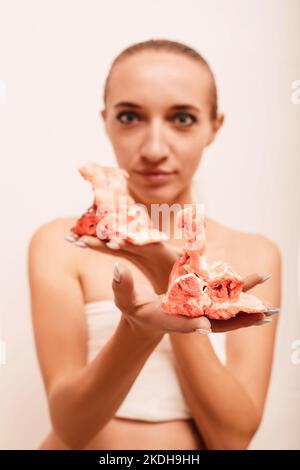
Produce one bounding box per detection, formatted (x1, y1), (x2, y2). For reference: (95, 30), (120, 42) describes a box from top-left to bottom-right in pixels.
(100, 108), (106, 121)
(206, 113), (225, 146)
(99, 109), (109, 135)
(214, 113), (225, 133)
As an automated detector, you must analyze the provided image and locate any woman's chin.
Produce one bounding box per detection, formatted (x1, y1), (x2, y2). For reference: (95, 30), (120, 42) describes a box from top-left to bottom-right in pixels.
(130, 186), (179, 207)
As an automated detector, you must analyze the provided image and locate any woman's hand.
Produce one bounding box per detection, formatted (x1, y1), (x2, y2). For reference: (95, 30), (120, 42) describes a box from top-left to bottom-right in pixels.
(111, 263), (279, 339)
(65, 233), (179, 294)
(112, 262), (211, 340)
(65, 234), (279, 334)
(205, 273), (279, 333)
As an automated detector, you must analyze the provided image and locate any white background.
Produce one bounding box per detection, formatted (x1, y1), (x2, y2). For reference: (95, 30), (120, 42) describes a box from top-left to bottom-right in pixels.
(0, 0), (299, 449)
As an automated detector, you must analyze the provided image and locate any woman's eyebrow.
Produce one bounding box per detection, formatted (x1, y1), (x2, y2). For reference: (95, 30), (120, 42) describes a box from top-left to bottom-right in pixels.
(113, 101), (201, 113)
(114, 102), (142, 109)
(170, 104), (201, 113)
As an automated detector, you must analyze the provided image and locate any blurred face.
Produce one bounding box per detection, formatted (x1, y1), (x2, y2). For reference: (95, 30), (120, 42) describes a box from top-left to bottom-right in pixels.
(101, 51), (223, 206)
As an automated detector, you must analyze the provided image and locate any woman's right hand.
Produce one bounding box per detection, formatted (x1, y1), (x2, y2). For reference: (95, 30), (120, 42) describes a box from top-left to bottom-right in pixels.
(112, 262), (212, 341)
(112, 264), (277, 340)
(65, 233), (181, 295)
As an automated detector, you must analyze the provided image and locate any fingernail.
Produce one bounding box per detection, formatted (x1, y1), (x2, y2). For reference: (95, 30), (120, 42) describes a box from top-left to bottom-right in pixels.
(113, 263), (121, 282)
(106, 241), (120, 250)
(260, 273), (271, 283)
(254, 318), (272, 325)
(194, 328), (211, 335)
(73, 240), (87, 248)
(265, 307), (280, 316)
(64, 235), (77, 243)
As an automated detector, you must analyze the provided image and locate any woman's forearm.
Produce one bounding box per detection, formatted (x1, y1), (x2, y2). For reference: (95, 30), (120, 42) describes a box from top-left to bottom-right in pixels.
(49, 317), (162, 449)
(170, 333), (261, 449)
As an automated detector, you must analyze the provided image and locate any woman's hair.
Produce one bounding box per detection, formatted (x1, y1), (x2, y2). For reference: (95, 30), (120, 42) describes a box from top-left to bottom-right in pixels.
(103, 39), (218, 121)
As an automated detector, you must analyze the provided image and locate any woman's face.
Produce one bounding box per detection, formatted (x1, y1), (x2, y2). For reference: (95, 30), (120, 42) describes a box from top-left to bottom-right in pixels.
(101, 51), (223, 205)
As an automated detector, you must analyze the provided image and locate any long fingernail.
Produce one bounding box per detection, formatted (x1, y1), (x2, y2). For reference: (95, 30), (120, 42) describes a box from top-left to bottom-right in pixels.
(73, 240), (87, 248)
(265, 308), (280, 316)
(107, 241), (120, 250)
(64, 235), (77, 243)
(194, 328), (211, 335)
(260, 273), (271, 283)
(113, 263), (121, 282)
(254, 318), (272, 325)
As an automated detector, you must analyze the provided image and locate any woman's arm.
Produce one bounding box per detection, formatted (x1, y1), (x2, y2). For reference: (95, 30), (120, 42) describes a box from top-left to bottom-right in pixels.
(28, 220), (162, 450)
(49, 318), (160, 450)
(169, 235), (281, 449)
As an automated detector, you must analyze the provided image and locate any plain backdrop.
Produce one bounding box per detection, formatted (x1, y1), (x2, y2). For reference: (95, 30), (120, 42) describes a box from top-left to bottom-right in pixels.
(0, 0), (299, 450)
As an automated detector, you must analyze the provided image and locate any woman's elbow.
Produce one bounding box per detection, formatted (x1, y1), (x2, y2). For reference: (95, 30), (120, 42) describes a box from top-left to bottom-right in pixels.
(224, 412), (262, 450)
(49, 411), (97, 449)
(207, 412), (262, 450)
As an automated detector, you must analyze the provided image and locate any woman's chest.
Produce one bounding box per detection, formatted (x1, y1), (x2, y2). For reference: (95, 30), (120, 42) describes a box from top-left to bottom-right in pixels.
(77, 250), (154, 303)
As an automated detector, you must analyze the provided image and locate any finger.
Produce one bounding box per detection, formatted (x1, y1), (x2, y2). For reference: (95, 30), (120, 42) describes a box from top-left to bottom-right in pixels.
(74, 235), (104, 249)
(265, 307), (280, 316)
(106, 241), (121, 250)
(172, 246), (183, 256)
(210, 311), (265, 332)
(64, 233), (80, 243)
(71, 235), (122, 252)
(242, 273), (271, 292)
(106, 239), (127, 251)
(163, 312), (212, 334)
(160, 242), (182, 258)
(112, 262), (136, 314)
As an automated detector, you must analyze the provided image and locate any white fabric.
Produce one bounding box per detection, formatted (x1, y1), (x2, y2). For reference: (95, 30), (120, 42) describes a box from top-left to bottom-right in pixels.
(84, 300), (227, 422)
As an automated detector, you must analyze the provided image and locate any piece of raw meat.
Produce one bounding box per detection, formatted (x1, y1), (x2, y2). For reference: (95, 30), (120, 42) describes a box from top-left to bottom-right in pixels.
(162, 204), (267, 319)
(71, 162), (168, 245)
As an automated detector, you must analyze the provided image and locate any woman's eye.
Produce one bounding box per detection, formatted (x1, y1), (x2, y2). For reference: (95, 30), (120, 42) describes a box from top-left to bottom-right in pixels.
(116, 111), (140, 124)
(173, 113), (197, 127)
(116, 111), (197, 127)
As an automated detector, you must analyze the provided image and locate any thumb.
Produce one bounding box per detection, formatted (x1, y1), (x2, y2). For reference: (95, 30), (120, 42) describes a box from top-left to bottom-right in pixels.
(112, 262), (136, 314)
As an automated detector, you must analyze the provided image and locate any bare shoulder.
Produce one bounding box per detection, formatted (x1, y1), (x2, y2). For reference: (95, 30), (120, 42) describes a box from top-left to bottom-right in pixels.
(29, 217), (77, 242)
(207, 217), (282, 276)
(28, 217), (78, 271)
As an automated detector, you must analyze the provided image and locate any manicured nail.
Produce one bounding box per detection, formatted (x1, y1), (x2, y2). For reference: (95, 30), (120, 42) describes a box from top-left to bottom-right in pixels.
(265, 308), (280, 316)
(64, 235), (77, 243)
(106, 241), (120, 250)
(113, 263), (121, 282)
(260, 273), (271, 283)
(73, 240), (87, 248)
(194, 328), (211, 335)
(254, 318), (272, 325)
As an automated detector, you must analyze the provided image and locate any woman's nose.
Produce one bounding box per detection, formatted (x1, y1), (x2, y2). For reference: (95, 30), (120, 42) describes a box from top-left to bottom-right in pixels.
(140, 121), (170, 163)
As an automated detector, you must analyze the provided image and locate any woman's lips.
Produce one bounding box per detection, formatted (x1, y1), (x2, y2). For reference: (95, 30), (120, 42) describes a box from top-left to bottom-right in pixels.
(134, 170), (177, 184)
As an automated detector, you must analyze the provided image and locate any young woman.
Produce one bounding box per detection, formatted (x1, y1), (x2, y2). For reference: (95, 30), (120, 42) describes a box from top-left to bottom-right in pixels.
(28, 39), (281, 450)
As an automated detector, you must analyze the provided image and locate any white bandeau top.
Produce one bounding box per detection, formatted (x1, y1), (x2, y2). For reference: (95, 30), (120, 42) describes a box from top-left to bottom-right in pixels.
(84, 300), (227, 422)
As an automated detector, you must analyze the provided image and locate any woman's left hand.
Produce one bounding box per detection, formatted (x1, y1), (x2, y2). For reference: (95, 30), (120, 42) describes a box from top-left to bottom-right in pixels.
(207, 273), (279, 333)
(65, 234), (180, 294)
(111, 263), (277, 334)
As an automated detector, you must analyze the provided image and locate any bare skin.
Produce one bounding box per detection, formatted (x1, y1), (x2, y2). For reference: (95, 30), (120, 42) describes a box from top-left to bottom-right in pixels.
(32, 217), (207, 450)
(30, 215), (280, 450)
(28, 50), (281, 450)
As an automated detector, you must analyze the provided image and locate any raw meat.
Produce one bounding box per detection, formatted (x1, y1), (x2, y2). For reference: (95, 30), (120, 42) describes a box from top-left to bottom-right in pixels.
(162, 204), (267, 320)
(71, 162), (168, 245)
